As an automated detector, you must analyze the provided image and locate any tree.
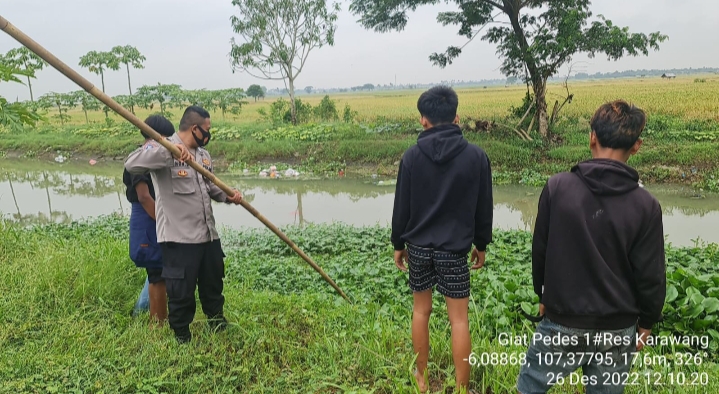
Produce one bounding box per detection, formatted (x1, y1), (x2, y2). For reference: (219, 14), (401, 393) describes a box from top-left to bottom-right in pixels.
(350, 0), (666, 137)
(229, 0), (340, 125)
(74, 91), (101, 124)
(113, 95), (138, 117)
(79, 51), (120, 93)
(79, 50), (120, 119)
(247, 84), (265, 101)
(135, 83), (183, 117)
(185, 89), (222, 115)
(0, 62), (43, 130)
(39, 92), (76, 125)
(304, 86), (313, 94)
(111, 45), (146, 113)
(3, 47), (48, 102)
(214, 88), (248, 120)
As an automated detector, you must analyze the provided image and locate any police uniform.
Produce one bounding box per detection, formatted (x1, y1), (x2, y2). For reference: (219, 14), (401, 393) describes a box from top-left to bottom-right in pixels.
(124, 133), (229, 340)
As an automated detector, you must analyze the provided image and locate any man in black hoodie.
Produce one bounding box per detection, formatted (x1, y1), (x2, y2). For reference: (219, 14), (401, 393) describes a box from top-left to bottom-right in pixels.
(392, 86), (493, 393)
(517, 100), (666, 394)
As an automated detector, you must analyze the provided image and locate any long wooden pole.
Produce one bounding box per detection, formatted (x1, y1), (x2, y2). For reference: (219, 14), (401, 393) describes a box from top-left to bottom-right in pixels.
(0, 15), (350, 302)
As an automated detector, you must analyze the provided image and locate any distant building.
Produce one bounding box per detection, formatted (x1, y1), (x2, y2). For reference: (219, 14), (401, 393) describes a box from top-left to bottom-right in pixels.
(661, 73), (677, 79)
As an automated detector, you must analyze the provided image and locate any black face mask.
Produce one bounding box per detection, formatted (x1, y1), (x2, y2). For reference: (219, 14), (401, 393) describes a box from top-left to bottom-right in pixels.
(193, 125), (211, 147)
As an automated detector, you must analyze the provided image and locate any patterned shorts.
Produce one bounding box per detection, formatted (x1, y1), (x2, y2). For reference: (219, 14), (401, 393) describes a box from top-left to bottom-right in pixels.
(407, 244), (471, 299)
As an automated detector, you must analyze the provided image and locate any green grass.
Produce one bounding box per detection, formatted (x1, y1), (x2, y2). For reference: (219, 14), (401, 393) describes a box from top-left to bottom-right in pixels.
(2, 217), (718, 393)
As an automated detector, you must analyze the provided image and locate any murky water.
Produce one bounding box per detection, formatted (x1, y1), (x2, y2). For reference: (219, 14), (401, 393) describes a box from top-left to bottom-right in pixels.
(1, 159), (717, 247)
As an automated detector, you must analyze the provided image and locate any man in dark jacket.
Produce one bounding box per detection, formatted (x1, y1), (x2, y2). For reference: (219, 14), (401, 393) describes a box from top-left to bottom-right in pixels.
(124, 115), (175, 323)
(517, 100), (666, 394)
(391, 86), (493, 393)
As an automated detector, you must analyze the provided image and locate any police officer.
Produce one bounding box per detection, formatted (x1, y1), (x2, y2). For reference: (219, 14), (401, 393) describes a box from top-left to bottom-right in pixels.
(125, 105), (242, 343)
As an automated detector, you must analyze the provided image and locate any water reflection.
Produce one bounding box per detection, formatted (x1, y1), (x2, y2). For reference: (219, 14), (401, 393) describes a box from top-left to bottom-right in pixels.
(1, 161), (717, 246)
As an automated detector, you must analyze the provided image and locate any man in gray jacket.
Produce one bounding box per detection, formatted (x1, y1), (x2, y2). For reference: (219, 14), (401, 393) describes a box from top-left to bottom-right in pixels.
(125, 105), (242, 343)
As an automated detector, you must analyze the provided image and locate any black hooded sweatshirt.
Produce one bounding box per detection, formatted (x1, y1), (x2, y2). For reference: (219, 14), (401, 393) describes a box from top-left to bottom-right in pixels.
(391, 124), (493, 254)
(533, 159), (666, 330)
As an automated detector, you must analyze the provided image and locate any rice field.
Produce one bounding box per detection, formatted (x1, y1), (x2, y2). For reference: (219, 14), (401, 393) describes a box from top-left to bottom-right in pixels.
(62, 75), (719, 126)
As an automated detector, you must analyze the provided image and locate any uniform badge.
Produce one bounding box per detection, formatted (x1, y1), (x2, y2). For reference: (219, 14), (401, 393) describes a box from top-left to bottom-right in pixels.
(178, 170), (188, 177)
(202, 158), (210, 166)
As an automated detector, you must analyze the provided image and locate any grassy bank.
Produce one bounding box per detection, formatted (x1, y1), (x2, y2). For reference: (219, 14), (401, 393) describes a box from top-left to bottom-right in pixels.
(1, 217), (718, 393)
(2, 115), (718, 191)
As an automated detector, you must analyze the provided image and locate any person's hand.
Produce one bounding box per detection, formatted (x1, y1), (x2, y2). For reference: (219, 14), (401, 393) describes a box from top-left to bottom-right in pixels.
(173, 144), (192, 163)
(394, 249), (408, 272)
(470, 248), (485, 270)
(539, 303), (545, 316)
(226, 189), (243, 205)
(637, 327), (651, 351)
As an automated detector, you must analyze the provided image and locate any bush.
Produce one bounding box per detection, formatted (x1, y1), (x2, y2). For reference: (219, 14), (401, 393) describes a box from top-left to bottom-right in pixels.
(313, 95), (339, 121)
(252, 124), (335, 142)
(259, 96), (355, 125)
(343, 103), (358, 123)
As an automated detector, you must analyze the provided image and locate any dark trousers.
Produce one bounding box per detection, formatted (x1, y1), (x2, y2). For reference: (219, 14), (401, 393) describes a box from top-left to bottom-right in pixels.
(160, 240), (225, 334)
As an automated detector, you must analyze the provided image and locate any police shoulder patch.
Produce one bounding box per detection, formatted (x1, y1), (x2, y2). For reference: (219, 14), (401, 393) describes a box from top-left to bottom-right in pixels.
(143, 141), (159, 150)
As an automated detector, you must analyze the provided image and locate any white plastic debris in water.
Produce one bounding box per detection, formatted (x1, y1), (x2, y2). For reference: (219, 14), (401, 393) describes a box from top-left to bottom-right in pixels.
(54, 155), (66, 163)
(259, 170), (268, 177)
(270, 165), (277, 171)
(243, 169), (249, 174)
(284, 168), (300, 177)
(371, 174), (378, 179)
(378, 181), (384, 185)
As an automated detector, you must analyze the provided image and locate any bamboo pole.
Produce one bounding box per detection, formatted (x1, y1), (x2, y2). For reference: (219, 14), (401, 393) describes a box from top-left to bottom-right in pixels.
(0, 15), (350, 302)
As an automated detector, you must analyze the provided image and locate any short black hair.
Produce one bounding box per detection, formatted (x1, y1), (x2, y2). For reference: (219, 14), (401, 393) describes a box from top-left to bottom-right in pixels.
(141, 115), (175, 139)
(590, 100), (646, 150)
(417, 86), (459, 125)
(179, 105), (211, 131)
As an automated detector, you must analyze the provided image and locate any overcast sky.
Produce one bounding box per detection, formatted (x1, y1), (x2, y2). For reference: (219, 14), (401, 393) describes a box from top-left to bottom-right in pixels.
(1, 0), (717, 101)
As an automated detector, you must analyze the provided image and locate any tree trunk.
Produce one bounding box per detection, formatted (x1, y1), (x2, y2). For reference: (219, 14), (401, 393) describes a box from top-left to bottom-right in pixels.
(297, 191), (304, 227)
(84, 109), (89, 124)
(27, 76), (34, 102)
(126, 63), (135, 114)
(125, 64), (133, 95)
(8, 177), (21, 215)
(117, 190), (124, 215)
(43, 172), (52, 216)
(100, 70), (109, 119)
(56, 104), (64, 125)
(532, 78), (549, 138)
(288, 77), (297, 125)
(506, 2), (548, 138)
